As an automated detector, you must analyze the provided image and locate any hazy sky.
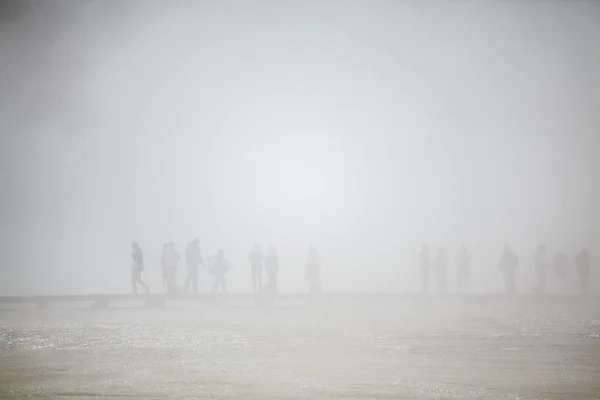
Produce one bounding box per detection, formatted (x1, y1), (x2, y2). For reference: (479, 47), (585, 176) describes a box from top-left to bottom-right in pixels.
(1, 1), (599, 295)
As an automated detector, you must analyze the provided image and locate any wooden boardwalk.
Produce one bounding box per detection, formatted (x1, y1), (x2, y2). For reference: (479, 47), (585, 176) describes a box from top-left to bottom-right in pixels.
(0, 293), (596, 309)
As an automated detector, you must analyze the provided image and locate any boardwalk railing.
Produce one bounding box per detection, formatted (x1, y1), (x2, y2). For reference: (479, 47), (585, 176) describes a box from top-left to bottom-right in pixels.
(0, 293), (596, 310)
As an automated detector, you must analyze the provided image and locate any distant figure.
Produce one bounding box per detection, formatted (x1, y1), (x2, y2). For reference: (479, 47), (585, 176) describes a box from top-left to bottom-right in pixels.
(131, 242), (150, 294)
(552, 252), (568, 279)
(534, 245), (548, 294)
(575, 249), (591, 295)
(264, 246), (279, 294)
(305, 246), (321, 294)
(455, 246), (472, 293)
(184, 238), (204, 294)
(499, 244), (519, 294)
(209, 250), (231, 294)
(248, 245), (264, 293)
(419, 245), (431, 293)
(161, 241), (180, 293)
(433, 248), (448, 293)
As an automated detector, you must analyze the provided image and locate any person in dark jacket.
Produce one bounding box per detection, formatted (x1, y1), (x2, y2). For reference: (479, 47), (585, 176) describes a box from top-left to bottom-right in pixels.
(184, 238), (204, 294)
(248, 245), (264, 293)
(131, 242), (150, 294)
(499, 244), (519, 294)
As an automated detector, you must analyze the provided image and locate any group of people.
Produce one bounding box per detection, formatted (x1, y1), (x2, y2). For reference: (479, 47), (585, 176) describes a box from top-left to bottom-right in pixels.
(129, 241), (322, 295)
(419, 244), (592, 295)
(132, 241), (592, 296)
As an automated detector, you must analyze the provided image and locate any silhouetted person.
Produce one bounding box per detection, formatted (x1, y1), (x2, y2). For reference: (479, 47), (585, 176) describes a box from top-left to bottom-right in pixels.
(161, 241), (180, 293)
(306, 246), (321, 294)
(248, 245), (264, 293)
(456, 246), (471, 293)
(264, 246), (279, 294)
(419, 245), (431, 293)
(433, 248), (448, 293)
(210, 250), (231, 294)
(575, 249), (591, 295)
(534, 244), (548, 294)
(184, 238), (204, 294)
(499, 244), (519, 294)
(131, 242), (150, 294)
(552, 252), (568, 279)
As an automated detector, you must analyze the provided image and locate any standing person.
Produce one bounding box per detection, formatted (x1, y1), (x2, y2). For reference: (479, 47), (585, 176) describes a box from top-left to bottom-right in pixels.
(210, 250), (231, 294)
(184, 238), (204, 294)
(534, 244), (548, 294)
(419, 245), (431, 293)
(248, 245), (264, 293)
(575, 249), (591, 295)
(456, 246), (472, 293)
(264, 246), (279, 294)
(161, 241), (180, 293)
(433, 248), (448, 293)
(305, 246), (321, 294)
(499, 244), (519, 294)
(131, 242), (150, 294)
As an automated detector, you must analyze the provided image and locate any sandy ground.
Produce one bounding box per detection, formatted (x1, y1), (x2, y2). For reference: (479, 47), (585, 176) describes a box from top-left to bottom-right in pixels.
(1, 303), (599, 399)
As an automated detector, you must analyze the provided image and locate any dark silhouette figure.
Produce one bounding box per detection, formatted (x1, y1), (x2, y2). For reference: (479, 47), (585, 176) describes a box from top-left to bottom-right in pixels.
(248, 245), (264, 293)
(419, 245), (431, 293)
(184, 238), (204, 294)
(534, 244), (548, 294)
(552, 252), (568, 279)
(575, 249), (591, 295)
(161, 241), (180, 293)
(131, 242), (150, 294)
(264, 246), (279, 294)
(306, 246), (321, 294)
(499, 245), (519, 294)
(210, 250), (231, 294)
(433, 248), (448, 293)
(456, 246), (471, 293)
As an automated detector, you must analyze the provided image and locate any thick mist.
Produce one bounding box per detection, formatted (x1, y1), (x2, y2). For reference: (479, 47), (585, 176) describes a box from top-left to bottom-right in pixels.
(1, 1), (599, 296)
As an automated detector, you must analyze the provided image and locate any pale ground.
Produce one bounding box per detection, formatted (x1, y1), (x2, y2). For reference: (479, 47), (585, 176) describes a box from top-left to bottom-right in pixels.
(1, 301), (599, 399)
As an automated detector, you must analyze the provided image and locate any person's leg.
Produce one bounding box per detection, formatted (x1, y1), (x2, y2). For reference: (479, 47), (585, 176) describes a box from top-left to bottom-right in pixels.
(137, 271), (150, 293)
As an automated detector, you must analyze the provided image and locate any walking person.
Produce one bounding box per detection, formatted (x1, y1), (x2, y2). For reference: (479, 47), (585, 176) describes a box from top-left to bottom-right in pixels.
(184, 238), (204, 294)
(131, 242), (150, 294)
(419, 245), (431, 294)
(499, 244), (519, 294)
(575, 249), (591, 295)
(455, 246), (471, 293)
(305, 246), (321, 294)
(248, 245), (264, 293)
(433, 248), (448, 293)
(210, 250), (231, 294)
(161, 241), (180, 293)
(264, 246), (279, 294)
